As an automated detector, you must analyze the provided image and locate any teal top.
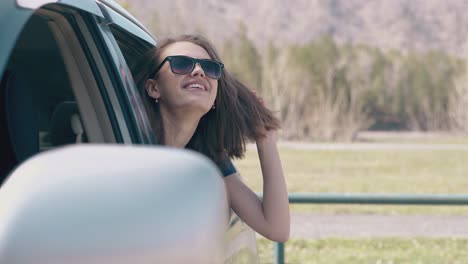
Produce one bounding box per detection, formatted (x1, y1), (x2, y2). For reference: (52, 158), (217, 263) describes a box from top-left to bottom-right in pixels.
(217, 158), (237, 177)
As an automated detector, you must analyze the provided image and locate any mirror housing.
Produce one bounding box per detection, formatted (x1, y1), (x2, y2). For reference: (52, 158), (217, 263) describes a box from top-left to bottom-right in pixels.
(0, 145), (228, 264)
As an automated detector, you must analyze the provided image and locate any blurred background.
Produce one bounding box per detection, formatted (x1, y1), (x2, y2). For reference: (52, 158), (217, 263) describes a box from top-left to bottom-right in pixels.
(117, 1), (468, 263)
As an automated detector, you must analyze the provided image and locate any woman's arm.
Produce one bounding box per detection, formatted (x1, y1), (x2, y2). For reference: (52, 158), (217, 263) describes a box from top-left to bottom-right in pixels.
(224, 130), (290, 242)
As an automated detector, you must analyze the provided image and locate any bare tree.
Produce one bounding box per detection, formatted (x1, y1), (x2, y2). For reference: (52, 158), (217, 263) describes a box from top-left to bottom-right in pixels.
(450, 64), (468, 132)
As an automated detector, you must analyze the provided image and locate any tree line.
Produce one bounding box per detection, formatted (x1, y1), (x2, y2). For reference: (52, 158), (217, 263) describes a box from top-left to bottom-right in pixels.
(221, 27), (468, 141)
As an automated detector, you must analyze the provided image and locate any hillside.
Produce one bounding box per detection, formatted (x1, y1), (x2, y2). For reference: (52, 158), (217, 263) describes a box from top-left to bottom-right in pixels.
(119, 0), (468, 56)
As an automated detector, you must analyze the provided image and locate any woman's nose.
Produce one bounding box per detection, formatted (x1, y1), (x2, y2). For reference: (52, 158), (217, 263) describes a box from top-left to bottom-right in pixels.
(191, 63), (205, 77)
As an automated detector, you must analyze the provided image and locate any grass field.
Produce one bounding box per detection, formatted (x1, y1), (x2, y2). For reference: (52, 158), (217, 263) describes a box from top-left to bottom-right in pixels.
(233, 138), (468, 263)
(257, 238), (468, 264)
(234, 145), (468, 215)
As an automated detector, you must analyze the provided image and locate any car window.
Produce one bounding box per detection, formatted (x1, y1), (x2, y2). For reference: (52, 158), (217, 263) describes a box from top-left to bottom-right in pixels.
(108, 24), (156, 141)
(0, 4), (120, 183)
(92, 8), (156, 144)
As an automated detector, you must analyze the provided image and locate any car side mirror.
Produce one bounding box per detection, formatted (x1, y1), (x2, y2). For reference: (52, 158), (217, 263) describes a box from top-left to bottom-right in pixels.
(0, 145), (228, 264)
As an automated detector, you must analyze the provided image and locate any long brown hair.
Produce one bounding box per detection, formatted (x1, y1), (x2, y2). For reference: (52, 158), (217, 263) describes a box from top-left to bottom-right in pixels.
(134, 35), (280, 164)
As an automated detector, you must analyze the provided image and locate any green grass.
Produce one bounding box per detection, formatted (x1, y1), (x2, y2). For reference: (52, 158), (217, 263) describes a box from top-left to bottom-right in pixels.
(234, 147), (468, 214)
(257, 238), (468, 264)
(235, 140), (468, 262)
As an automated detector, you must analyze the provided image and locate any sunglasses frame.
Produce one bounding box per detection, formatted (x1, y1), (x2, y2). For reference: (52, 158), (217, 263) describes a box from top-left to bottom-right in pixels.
(153, 55), (224, 80)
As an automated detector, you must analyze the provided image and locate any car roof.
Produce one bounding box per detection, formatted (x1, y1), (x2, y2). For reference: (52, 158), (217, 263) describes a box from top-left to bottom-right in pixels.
(0, 0), (155, 75)
(14, 0), (154, 40)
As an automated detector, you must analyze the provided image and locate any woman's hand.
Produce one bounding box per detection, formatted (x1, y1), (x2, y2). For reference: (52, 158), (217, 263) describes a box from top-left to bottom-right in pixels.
(251, 89), (265, 105)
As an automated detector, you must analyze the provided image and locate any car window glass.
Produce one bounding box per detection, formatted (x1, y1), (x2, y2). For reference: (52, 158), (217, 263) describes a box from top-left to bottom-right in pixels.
(110, 26), (152, 80)
(105, 24), (157, 144)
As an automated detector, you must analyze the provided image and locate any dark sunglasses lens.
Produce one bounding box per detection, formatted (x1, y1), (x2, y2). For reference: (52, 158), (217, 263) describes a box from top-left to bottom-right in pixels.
(170, 56), (194, 74)
(200, 61), (222, 79)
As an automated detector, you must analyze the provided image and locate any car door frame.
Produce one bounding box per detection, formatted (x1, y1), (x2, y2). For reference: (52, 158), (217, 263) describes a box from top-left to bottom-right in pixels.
(84, 1), (157, 145)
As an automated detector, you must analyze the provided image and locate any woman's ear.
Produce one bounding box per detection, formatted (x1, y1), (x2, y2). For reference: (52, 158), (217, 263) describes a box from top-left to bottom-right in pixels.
(145, 79), (160, 100)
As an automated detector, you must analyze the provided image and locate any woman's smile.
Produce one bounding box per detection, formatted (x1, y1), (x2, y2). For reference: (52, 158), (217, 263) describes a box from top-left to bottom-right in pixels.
(182, 79), (208, 91)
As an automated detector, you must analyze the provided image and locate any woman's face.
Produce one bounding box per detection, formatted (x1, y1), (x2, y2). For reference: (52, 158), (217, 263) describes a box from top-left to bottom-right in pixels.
(146, 41), (218, 116)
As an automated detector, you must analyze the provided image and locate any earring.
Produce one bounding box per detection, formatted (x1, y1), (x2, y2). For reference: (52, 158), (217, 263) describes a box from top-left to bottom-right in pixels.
(155, 98), (159, 103)
(212, 104), (215, 110)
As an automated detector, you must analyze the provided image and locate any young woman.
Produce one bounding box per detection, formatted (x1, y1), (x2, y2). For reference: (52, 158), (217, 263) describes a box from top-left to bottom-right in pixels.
(135, 35), (289, 242)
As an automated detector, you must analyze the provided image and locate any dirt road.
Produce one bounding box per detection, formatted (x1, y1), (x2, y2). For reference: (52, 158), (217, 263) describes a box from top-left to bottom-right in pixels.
(289, 212), (468, 238)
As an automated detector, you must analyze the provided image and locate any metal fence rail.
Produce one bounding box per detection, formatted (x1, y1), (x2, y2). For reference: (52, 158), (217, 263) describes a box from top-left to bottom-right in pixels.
(265, 193), (468, 264)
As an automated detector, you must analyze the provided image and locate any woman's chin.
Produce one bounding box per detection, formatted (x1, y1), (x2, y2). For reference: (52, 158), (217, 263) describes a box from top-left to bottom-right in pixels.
(177, 102), (213, 116)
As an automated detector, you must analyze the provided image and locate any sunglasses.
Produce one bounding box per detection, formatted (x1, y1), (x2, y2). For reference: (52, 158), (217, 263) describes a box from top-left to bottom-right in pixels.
(153, 55), (224, 80)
